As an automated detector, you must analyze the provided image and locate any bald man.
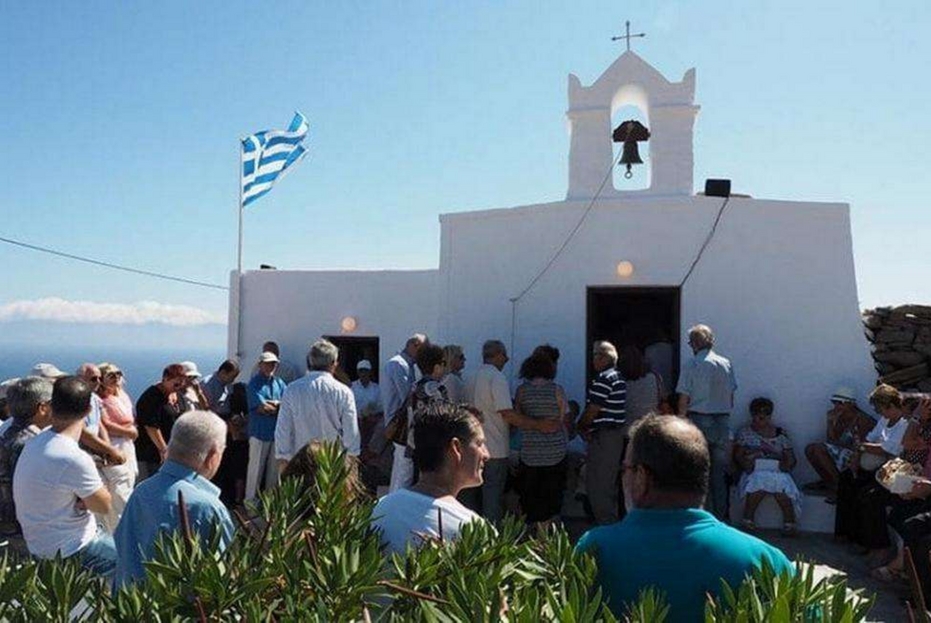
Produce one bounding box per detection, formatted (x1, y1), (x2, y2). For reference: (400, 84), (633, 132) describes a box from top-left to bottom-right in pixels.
(576, 415), (792, 620)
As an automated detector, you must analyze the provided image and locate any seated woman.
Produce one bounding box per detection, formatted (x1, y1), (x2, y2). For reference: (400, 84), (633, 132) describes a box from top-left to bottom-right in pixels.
(835, 384), (910, 556)
(372, 402), (488, 554)
(804, 387), (875, 501)
(734, 397), (801, 535)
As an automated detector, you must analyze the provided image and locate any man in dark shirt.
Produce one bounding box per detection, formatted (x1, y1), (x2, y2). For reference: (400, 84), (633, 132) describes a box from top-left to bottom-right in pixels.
(578, 340), (628, 525)
(134, 364), (186, 482)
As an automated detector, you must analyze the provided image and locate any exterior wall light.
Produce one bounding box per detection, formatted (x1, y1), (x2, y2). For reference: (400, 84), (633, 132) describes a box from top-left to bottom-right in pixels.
(340, 316), (357, 333)
(616, 261), (635, 278)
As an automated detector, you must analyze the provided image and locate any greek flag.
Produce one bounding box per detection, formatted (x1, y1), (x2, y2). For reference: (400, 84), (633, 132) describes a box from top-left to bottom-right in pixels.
(241, 111), (309, 207)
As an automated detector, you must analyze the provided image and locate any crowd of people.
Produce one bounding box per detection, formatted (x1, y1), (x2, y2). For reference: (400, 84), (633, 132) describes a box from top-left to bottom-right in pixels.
(2, 323), (928, 617)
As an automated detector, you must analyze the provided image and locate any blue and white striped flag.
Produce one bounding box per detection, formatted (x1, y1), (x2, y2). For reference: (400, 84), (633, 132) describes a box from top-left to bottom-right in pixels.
(241, 111), (309, 207)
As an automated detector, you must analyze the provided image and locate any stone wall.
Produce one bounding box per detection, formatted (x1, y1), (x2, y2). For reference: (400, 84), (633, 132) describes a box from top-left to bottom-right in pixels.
(863, 305), (931, 391)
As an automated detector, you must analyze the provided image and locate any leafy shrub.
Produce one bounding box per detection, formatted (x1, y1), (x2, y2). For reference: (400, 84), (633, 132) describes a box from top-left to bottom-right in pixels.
(0, 443), (874, 621)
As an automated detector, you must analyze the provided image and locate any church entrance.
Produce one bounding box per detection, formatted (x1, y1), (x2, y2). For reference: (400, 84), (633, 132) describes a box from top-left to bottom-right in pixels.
(585, 287), (680, 396)
(323, 336), (380, 384)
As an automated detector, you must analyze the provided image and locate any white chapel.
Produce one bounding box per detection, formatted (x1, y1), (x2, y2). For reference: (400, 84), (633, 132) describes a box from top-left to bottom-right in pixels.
(229, 50), (876, 530)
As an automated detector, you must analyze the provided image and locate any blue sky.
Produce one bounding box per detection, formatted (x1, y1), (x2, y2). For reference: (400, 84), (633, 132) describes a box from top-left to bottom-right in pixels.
(1, 1), (928, 346)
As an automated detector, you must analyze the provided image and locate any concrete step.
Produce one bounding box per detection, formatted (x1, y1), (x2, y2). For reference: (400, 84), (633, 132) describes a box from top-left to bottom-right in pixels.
(730, 490), (836, 533)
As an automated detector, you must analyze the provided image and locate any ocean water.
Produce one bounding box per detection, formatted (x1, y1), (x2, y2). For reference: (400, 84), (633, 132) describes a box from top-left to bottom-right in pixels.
(0, 345), (227, 400)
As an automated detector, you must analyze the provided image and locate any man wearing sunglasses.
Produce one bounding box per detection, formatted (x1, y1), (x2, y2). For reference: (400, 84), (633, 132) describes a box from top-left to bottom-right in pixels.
(576, 414), (791, 620)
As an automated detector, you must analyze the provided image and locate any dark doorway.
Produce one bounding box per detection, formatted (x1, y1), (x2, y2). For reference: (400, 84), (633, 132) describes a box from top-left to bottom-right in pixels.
(324, 336), (380, 384)
(586, 287), (680, 394)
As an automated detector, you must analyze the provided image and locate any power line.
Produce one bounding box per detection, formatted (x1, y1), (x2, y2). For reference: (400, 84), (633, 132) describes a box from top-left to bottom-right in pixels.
(508, 150), (624, 374)
(679, 196), (731, 287)
(0, 234), (229, 291)
(511, 150), (624, 305)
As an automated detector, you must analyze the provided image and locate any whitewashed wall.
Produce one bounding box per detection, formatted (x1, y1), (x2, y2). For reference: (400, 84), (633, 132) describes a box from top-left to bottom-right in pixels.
(438, 195), (876, 488)
(232, 269), (438, 378)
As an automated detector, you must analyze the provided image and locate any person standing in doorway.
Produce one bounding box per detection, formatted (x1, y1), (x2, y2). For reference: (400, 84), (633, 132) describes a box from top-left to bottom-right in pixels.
(676, 324), (737, 520)
(384, 334), (427, 492)
(245, 351), (286, 502)
(578, 341), (627, 525)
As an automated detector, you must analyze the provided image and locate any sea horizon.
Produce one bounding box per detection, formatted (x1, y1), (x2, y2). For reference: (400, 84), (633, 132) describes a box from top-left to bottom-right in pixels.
(0, 343), (227, 401)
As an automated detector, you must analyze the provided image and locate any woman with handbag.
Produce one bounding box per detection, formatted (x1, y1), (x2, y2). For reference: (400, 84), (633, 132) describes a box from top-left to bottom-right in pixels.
(834, 384), (910, 552)
(734, 397), (800, 535)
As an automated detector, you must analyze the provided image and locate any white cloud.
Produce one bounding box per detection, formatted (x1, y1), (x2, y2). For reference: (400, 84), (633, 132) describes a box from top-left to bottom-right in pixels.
(0, 298), (225, 327)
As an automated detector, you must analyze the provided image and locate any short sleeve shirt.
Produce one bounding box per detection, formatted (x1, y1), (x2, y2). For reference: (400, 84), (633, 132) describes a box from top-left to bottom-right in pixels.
(865, 416), (910, 458)
(469, 364), (513, 459)
(134, 385), (183, 463)
(735, 427), (793, 460)
(12, 430), (102, 558)
(247, 373), (287, 441)
(372, 489), (483, 555)
(676, 348), (737, 414)
(588, 368), (627, 428)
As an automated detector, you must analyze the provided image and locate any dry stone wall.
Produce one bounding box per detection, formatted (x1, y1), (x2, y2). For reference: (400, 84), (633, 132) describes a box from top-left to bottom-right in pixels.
(864, 305), (931, 391)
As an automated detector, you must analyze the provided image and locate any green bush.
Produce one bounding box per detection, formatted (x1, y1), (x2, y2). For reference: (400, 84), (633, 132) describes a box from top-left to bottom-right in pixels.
(0, 443), (874, 622)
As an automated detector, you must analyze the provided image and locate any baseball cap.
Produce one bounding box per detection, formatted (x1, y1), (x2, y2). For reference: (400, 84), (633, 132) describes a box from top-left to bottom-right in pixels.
(831, 386), (857, 403)
(179, 361), (202, 378)
(259, 351), (280, 364)
(30, 363), (66, 379)
(356, 359), (372, 371)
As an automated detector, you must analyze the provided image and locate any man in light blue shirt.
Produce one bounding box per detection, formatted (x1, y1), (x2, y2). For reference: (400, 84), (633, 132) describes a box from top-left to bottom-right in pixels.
(576, 415), (792, 621)
(382, 334), (427, 492)
(246, 352), (287, 502)
(114, 410), (233, 587)
(676, 324), (737, 519)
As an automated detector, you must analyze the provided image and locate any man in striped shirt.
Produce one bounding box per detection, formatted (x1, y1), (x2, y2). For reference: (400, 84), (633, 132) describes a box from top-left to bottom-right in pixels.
(578, 341), (627, 525)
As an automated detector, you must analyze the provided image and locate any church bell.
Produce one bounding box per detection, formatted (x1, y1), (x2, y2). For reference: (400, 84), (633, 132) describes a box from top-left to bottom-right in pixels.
(612, 119), (651, 179)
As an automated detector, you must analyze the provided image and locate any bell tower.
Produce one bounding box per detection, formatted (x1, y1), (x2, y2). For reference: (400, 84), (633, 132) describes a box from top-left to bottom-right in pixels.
(566, 51), (699, 199)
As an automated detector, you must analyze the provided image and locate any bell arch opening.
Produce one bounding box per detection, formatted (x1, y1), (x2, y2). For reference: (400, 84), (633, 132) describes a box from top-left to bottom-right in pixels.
(611, 84), (651, 191)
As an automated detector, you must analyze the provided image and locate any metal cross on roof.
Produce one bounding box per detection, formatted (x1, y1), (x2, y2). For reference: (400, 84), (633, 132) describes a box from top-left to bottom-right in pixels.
(611, 20), (646, 52)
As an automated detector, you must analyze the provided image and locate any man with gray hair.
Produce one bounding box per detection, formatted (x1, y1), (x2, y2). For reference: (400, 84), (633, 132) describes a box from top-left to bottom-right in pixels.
(578, 340), (628, 524)
(0, 377), (53, 535)
(676, 323), (737, 520)
(114, 410), (234, 587)
(275, 339), (360, 470)
(384, 333), (427, 492)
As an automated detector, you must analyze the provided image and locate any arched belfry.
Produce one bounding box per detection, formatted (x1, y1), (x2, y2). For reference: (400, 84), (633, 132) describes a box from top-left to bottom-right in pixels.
(566, 51), (699, 199)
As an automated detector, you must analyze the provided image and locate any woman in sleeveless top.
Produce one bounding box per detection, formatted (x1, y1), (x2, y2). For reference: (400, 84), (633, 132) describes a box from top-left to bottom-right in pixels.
(514, 350), (567, 524)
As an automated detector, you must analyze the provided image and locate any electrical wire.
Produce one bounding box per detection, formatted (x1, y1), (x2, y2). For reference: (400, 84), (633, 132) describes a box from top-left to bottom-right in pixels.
(678, 195), (731, 287)
(508, 150), (625, 372)
(510, 150), (625, 305)
(0, 234), (229, 291)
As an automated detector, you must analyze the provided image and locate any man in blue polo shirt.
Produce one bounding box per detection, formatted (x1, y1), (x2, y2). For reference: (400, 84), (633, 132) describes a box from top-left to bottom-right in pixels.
(246, 351), (287, 503)
(576, 414), (792, 621)
(578, 340), (627, 525)
(114, 411), (234, 587)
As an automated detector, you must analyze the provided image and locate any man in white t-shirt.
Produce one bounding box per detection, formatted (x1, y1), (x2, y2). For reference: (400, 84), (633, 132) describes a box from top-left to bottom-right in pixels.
(465, 340), (560, 523)
(372, 402), (489, 553)
(13, 376), (116, 576)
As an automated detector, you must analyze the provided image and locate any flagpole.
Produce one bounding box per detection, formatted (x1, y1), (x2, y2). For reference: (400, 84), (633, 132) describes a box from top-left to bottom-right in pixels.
(236, 138), (244, 360)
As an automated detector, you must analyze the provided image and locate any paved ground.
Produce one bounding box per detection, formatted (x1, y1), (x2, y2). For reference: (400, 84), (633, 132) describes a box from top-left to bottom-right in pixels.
(763, 530), (908, 622)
